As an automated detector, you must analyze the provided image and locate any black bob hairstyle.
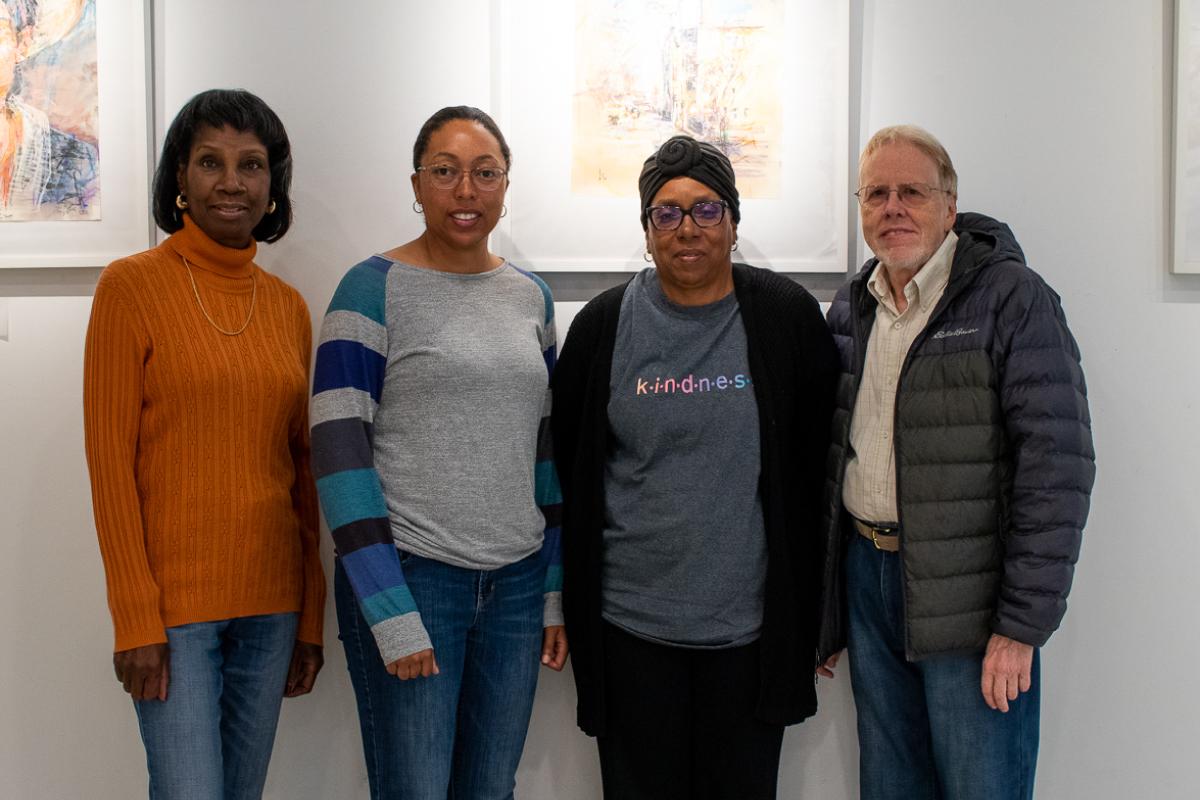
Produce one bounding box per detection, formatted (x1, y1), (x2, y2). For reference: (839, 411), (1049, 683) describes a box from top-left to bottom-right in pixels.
(152, 89), (293, 243)
(411, 106), (512, 172)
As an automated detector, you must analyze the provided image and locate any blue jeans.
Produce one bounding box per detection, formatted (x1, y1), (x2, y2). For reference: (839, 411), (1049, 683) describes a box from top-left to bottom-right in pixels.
(335, 549), (544, 800)
(134, 613), (298, 800)
(845, 531), (1040, 800)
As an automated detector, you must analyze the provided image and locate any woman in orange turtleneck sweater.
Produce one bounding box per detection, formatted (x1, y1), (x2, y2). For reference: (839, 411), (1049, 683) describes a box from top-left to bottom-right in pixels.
(83, 89), (324, 799)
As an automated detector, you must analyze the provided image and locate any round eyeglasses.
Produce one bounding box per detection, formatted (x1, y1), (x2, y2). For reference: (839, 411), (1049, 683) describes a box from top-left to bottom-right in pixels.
(417, 163), (508, 192)
(854, 183), (950, 210)
(646, 200), (728, 231)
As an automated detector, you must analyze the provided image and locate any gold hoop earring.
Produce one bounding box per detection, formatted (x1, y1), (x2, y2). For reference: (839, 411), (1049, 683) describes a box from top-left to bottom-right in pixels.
(413, 200), (423, 214)
(643, 251), (653, 262)
(266, 200), (277, 214)
(175, 194), (188, 210)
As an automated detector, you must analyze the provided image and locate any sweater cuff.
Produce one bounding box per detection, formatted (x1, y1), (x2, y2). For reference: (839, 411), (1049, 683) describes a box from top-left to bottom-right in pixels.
(372, 612), (433, 664)
(543, 591), (563, 628)
(110, 590), (169, 652)
(296, 606), (324, 647)
(297, 562), (327, 646)
(113, 622), (168, 653)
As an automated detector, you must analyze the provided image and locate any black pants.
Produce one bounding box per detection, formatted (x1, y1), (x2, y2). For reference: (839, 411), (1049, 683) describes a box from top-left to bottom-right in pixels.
(597, 622), (785, 800)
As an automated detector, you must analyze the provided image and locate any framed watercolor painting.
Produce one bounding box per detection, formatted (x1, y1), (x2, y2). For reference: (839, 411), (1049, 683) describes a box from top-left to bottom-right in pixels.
(1175, 0), (1200, 273)
(0, 0), (151, 268)
(491, 0), (848, 273)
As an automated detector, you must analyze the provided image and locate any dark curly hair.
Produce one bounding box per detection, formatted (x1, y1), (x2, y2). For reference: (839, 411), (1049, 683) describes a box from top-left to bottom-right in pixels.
(411, 106), (511, 172)
(152, 89), (293, 243)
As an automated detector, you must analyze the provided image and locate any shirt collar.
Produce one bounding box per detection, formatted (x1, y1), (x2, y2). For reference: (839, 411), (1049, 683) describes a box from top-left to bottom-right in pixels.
(867, 230), (958, 311)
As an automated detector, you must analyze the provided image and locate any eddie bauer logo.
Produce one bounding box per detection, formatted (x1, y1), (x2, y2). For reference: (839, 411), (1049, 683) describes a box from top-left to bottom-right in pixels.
(932, 327), (980, 340)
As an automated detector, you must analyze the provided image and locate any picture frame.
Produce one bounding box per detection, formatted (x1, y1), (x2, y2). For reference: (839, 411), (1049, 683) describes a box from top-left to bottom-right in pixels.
(1173, 0), (1200, 274)
(489, 0), (849, 273)
(0, 0), (152, 269)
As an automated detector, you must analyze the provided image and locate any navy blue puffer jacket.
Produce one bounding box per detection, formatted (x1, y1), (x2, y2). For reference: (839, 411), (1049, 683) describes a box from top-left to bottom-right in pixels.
(816, 213), (1095, 662)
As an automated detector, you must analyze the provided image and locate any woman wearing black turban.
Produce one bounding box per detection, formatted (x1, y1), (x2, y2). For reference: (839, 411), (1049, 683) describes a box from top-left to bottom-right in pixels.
(551, 135), (840, 799)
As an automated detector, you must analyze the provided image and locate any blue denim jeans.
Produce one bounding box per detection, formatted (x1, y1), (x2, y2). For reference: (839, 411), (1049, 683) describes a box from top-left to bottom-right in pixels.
(133, 613), (298, 800)
(335, 549), (544, 800)
(845, 531), (1040, 800)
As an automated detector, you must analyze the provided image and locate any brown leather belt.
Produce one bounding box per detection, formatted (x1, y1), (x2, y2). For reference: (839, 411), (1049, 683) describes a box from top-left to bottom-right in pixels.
(852, 518), (900, 552)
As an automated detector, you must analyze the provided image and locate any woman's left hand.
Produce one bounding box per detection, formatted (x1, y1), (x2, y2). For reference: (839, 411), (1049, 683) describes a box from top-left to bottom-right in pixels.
(541, 625), (568, 671)
(284, 641), (324, 697)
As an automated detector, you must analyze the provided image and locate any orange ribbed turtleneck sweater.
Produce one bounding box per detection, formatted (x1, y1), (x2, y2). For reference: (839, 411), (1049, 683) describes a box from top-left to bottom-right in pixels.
(83, 217), (325, 652)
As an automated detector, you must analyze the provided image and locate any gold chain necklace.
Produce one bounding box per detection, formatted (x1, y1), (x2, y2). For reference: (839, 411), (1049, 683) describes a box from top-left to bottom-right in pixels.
(181, 254), (257, 336)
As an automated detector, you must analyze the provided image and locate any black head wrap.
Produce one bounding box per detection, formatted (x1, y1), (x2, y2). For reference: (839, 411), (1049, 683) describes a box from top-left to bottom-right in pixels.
(638, 135), (740, 230)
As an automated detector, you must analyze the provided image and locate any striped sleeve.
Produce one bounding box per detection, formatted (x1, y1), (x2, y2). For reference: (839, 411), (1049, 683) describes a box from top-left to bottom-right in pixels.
(311, 257), (431, 663)
(516, 267), (564, 627)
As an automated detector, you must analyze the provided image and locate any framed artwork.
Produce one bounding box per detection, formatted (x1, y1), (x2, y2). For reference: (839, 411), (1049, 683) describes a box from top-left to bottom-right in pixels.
(0, 0), (151, 268)
(491, 0), (849, 273)
(1175, 0), (1200, 274)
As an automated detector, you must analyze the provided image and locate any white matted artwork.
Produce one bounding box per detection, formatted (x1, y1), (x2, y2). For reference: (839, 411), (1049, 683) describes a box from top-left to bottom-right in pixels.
(0, 0), (150, 268)
(1175, 0), (1200, 274)
(491, 0), (848, 273)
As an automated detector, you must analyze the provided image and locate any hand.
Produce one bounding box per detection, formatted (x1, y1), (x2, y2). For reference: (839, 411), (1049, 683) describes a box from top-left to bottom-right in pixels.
(386, 648), (439, 680)
(113, 643), (169, 702)
(284, 641), (324, 697)
(980, 634), (1035, 712)
(816, 650), (841, 679)
(541, 625), (568, 671)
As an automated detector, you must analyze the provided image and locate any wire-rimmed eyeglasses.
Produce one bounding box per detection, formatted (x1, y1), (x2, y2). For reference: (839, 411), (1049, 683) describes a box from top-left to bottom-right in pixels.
(416, 163), (508, 192)
(854, 183), (951, 210)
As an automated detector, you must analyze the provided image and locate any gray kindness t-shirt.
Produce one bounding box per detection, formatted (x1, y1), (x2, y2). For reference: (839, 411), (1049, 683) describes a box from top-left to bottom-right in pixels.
(601, 268), (767, 648)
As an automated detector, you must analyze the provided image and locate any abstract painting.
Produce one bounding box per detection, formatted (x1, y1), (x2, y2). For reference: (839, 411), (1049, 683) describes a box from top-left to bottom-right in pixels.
(572, 0), (783, 198)
(1175, 0), (1200, 273)
(0, 0), (98, 222)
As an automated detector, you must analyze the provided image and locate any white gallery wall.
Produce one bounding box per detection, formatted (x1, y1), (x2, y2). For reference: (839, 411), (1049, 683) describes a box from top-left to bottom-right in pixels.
(1, 1), (1196, 797)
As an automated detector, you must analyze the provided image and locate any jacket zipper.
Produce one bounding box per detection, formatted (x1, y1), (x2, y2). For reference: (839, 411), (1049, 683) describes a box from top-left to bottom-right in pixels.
(891, 259), (978, 661)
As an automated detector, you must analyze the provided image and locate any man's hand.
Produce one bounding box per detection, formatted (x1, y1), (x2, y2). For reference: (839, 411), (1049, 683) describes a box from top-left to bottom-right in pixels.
(284, 642), (324, 697)
(816, 651), (842, 679)
(980, 634), (1034, 712)
(541, 625), (568, 671)
(114, 643), (169, 702)
(387, 648), (439, 680)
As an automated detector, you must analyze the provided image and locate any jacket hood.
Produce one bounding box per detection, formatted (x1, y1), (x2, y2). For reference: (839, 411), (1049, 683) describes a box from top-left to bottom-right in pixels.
(952, 211), (1025, 267)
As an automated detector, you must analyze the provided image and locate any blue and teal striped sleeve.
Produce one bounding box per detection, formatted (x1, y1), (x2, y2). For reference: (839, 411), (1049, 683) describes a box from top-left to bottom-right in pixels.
(311, 257), (431, 662)
(517, 267), (564, 627)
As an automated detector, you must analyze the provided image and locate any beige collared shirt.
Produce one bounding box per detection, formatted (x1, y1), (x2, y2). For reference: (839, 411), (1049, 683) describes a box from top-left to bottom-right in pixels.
(842, 231), (958, 524)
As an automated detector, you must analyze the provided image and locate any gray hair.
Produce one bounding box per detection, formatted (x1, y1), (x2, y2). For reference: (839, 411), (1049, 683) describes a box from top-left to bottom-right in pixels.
(859, 124), (958, 196)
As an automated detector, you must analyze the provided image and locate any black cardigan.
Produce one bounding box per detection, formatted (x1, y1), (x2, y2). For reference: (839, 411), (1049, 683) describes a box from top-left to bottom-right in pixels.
(550, 264), (839, 736)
